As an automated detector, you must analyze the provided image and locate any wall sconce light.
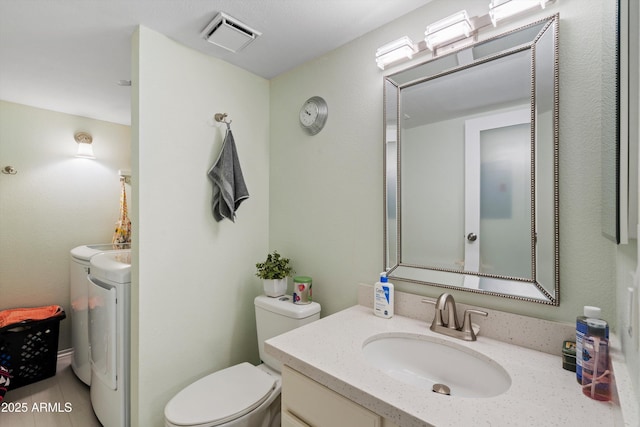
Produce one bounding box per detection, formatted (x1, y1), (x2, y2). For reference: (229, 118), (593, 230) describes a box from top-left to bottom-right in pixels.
(424, 10), (473, 51)
(74, 132), (95, 159)
(376, 36), (416, 70)
(489, 0), (552, 27)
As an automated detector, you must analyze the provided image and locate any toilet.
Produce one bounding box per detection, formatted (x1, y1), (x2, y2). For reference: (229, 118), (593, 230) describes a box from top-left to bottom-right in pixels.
(164, 295), (321, 427)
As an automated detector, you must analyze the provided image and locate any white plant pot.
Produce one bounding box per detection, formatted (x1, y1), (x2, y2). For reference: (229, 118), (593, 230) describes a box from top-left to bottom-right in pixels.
(263, 278), (287, 297)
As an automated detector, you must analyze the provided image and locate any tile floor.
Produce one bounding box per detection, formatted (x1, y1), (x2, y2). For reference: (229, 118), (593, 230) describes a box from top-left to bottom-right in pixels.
(0, 351), (101, 426)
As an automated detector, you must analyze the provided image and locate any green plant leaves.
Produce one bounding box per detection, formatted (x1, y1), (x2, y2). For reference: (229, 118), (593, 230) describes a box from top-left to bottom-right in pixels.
(255, 250), (294, 279)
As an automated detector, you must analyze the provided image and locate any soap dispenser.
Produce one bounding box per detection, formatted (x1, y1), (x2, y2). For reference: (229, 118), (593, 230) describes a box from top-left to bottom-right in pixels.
(576, 306), (608, 384)
(582, 318), (611, 401)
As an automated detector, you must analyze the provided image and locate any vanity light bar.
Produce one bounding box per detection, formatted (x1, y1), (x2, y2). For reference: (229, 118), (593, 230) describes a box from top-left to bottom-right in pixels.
(375, 36), (416, 70)
(489, 0), (552, 27)
(374, 3), (555, 70)
(424, 10), (472, 51)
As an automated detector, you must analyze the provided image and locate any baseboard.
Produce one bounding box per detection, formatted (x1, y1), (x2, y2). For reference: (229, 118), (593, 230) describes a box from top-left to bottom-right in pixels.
(58, 348), (73, 360)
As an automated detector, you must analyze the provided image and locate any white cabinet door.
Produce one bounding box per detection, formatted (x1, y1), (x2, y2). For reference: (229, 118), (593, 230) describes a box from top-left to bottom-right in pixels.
(282, 365), (381, 427)
(88, 277), (117, 390)
(282, 410), (311, 427)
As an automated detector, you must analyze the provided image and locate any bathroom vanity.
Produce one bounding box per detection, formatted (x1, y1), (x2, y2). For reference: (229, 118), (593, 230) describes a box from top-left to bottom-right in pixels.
(266, 286), (627, 427)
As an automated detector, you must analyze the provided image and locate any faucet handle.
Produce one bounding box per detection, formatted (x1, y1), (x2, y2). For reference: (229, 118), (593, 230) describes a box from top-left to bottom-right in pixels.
(421, 299), (436, 306)
(462, 309), (488, 341)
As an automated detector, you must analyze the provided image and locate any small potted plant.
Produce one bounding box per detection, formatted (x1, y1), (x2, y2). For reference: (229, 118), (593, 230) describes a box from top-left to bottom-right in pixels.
(256, 251), (294, 297)
(255, 251), (295, 297)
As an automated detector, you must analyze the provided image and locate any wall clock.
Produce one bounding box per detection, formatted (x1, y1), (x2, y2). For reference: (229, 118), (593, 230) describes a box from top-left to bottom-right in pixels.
(299, 96), (328, 135)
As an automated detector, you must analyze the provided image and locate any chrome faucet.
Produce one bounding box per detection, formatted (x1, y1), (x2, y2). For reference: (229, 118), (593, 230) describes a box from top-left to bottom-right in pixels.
(422, 293), (488, 341)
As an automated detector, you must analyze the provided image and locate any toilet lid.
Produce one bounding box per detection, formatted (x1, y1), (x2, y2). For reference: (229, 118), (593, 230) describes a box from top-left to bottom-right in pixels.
(164, 362), (276, 427)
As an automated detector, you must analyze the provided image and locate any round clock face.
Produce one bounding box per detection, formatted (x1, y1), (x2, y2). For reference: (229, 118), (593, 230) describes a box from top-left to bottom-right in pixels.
(299, 96), (328, 135)
(300, 102), (318, 127)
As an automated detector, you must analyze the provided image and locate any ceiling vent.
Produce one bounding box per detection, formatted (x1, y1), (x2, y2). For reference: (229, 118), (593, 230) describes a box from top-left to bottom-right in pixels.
(201, 12), (261, 53)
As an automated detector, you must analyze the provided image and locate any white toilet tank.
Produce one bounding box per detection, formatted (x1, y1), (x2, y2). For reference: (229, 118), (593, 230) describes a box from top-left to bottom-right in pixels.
(254, 295), (320, 372)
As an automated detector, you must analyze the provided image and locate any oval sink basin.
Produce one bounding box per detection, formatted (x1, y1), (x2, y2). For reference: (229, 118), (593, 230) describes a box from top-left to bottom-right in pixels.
(362, 333), (511, 398)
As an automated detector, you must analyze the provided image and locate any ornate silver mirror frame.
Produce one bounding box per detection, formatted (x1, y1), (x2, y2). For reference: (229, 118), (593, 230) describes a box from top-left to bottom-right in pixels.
(384, 15), (559, 305)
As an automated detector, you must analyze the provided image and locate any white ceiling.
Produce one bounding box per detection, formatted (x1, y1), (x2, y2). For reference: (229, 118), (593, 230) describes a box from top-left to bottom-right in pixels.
(0, 0), (432, 125)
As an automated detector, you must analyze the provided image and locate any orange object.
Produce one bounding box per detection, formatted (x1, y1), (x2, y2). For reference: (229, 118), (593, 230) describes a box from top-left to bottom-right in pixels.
(0, 305), (63, 328)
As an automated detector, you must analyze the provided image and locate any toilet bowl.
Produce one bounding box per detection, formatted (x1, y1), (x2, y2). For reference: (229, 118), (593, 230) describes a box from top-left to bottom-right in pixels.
(164, 363), (281, 427)
(164, 295), (320, 427)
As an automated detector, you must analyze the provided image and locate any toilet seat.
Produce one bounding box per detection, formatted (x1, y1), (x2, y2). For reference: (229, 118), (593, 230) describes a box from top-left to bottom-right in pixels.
(164, 362), (276, 427)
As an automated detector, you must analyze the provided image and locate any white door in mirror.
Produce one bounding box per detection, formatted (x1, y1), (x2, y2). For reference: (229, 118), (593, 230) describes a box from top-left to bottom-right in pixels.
(299, 96), (328, 135)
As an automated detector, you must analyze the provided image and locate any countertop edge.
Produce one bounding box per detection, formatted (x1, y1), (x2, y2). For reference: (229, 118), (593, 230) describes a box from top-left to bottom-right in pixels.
(265, 340), (429, 427)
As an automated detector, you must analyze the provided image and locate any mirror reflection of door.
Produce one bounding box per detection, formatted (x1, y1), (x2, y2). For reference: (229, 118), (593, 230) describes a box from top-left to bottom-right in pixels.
(464, 109), (532, 287)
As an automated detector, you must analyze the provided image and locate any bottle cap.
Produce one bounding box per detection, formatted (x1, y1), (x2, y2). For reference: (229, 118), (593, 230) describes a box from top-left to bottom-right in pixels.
(380, 272), (388, 283)
(583, 306), (601, 318)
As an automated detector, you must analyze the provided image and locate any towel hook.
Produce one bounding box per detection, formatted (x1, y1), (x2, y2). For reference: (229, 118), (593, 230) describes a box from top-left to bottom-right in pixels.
(214, 113), (232, 129)
(1, 166), (17, 175)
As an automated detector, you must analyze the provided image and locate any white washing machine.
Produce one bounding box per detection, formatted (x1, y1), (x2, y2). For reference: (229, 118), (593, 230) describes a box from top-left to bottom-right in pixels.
(70, 243), (130, 385)
(88, 249), (131, 427)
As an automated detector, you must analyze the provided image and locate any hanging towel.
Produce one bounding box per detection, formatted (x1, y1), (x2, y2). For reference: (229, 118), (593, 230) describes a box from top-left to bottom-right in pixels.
(208, 128), (249, 222)
(0, 305), (64, 328)
(112, 177), (132, 244)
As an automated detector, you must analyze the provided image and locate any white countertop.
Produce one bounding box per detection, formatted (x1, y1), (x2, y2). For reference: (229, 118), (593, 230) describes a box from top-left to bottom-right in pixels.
(265, 304), (617, 427)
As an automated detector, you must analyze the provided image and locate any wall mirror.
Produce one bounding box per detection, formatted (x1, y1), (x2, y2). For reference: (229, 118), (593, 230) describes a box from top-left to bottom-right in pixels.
(384, 15), (559, 305)
(602, 0), (636, 245)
